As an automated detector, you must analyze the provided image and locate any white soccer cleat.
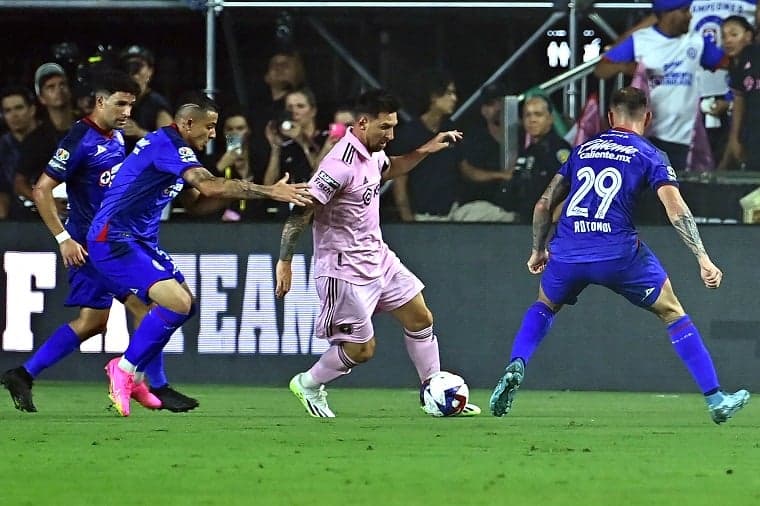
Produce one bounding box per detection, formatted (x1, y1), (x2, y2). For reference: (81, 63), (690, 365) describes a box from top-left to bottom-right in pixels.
(289, 373), (335, 418)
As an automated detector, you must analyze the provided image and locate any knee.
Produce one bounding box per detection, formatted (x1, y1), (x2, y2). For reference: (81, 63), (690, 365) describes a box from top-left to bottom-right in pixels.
(345, 339), (376, 363)
(405, 308), (434, 332)
(658, 308), (686, 325)
(167, 291), (193, 315)
(70, 317), (108, 339)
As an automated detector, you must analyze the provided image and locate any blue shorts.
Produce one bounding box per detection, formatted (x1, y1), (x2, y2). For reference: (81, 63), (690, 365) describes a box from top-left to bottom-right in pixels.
(87, 240), (185, 305)
(64, 259), (129, 309)
(541, 242), (667, 307)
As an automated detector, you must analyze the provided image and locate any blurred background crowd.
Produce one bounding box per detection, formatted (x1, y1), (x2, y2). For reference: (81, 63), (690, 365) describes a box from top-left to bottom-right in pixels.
(1, 1), (758, 224)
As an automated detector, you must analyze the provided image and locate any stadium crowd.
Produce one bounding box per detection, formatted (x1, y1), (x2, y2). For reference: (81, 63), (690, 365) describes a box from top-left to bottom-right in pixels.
(1, 0), (759, 225)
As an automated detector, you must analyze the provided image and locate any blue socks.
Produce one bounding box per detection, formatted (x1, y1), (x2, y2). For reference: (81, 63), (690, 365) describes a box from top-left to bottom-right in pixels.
(142, 353), (169, 389)
(24, 324), (81, 378)
(509, 301), (555, 366)
(125, 306), (191, 372)
(668, 315), (719, 395)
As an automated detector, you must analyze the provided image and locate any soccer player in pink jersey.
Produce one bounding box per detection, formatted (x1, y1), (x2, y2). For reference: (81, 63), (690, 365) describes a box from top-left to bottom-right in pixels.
(275, 89), (479, 417)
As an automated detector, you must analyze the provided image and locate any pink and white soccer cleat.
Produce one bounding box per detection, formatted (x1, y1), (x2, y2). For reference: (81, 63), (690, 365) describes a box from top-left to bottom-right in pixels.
(105, 357), (135, 417)
(131, 381), (162, 410)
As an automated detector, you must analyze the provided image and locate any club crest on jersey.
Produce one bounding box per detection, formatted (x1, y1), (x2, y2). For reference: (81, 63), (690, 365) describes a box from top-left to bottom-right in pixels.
(178, 146), (198, 163)
(54, 148), (70, 162)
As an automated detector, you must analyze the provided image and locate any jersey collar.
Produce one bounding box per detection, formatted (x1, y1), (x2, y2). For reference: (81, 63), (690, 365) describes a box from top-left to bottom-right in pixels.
(344, 127), (372, 160)
(83, 116), (114, 138)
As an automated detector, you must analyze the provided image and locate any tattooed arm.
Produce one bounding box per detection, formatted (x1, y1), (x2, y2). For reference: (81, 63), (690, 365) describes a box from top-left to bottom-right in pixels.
(528, 174), (570, 274)
(657, 184), (722, 288)
(182, 166), (311, 213)
(276, 205), (316, 298)
(532, 174), (570, 252)
(526, 174), (570, 275)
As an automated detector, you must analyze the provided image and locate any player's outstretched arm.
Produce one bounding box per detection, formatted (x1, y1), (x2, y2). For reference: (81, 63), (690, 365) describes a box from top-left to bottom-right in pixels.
(657, 184), (722, 289)
(32, 173), (87, 268)
(276, 206), (315, 298)
(384, 130), (463, 181)
(184, 166), (312, 206)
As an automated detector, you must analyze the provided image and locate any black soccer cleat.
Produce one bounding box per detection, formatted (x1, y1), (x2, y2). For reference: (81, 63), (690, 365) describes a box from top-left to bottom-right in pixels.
(149, 385), (199, 413)
(1, 367), (37, 412)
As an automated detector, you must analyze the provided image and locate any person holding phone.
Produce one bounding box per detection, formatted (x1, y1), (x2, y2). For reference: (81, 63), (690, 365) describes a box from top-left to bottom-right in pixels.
(263, 87), (338, 220)
(213, 112), (258, 221)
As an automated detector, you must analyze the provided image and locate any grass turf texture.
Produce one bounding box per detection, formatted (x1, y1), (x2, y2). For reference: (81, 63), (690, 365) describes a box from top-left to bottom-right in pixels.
(0, 384), (757, 506)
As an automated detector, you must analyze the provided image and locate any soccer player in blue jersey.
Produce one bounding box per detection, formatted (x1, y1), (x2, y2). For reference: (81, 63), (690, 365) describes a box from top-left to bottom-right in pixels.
(0, 71), (197, 413)
(489, 87), (749, 424)
(86, 99), (311, 416)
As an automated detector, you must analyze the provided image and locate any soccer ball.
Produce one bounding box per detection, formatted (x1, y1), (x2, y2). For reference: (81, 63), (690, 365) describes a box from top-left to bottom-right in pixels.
(419, 371), (469, 417)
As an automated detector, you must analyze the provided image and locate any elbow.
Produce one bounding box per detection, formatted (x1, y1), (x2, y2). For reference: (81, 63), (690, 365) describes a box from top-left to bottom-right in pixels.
(31, 185), (46, 206)
(534, 199), (551, 217)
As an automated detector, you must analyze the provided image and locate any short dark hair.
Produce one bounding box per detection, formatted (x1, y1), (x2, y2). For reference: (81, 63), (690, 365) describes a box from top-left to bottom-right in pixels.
(723, 15), (755, 36)
(412, 68), (454, 114)
(610, 86), (648, 117)
(90, 70), (140, 97)
(354, 89), (400, 118)
(0, 85), (35, 106)
(286, 87), (317, 109)
(175, 97), (220, 121)
(523, 94), (553, 115)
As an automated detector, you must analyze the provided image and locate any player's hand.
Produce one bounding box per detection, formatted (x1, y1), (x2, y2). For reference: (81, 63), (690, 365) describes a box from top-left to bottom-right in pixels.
(698, 256), (722, 289)
(270, 173), (312, 206)
(526, 249), (548, 275)
(60, 238), (87, 268)
(421, 130), (463, 154)
(275, 260), (292, 298)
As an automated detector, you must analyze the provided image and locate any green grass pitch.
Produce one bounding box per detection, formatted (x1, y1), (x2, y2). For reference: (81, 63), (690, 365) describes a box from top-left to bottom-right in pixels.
(0, 383), (757, 506)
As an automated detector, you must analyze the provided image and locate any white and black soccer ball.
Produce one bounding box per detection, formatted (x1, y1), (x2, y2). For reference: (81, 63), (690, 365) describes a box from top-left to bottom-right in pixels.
(419, 371), (469, 417)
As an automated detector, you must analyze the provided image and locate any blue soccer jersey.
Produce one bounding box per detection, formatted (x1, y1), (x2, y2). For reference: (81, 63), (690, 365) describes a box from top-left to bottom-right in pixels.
(549, 128), (678, 263)
(88, 125), (201, 244)
(44, 118), (126, 242)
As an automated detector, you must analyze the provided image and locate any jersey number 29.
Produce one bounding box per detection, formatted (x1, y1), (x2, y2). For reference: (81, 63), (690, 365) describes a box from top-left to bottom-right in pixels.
(565, 166), (622, 220)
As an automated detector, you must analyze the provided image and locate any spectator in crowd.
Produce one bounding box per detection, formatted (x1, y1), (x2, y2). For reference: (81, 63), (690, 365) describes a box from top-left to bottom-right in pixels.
(249, 50), (308, 190)
(594, 0), (727, 171)
(332, 103), (356, 130)
(456, 82), (517, 222)
(389, 69), (462, 221)
(611, 0), (757, 165)
(719, 15), (759, 170)
(262, 87), (334, 220)
(14, 63), (75, 220)
(214, 111), (259, 221)
(262, 50), (307, 118)
(119, 45), (173, 151)
(0, 86), (39, 219)
(512, 95), (571, 224)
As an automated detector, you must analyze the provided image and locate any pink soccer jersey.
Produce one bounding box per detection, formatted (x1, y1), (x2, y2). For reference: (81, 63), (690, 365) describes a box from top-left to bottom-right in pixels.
(308, 128), (398, 285)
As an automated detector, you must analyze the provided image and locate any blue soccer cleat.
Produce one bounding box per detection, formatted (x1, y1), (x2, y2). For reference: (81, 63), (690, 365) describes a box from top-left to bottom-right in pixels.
(708, 389), (750, 424)
(489, 359), (524, 417)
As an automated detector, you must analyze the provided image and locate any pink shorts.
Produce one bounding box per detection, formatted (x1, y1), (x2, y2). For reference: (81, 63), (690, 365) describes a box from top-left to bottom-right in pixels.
(315, 261), (424, 344)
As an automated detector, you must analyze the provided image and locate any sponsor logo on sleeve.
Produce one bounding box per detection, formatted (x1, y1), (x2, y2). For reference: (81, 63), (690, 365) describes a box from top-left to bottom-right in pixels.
(317, 170), (340, 189)
(556, 148), (570, 164)
(178, 146), (198, 163)
(666, 165), (677, 181)
(54, 148), (70, 162)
